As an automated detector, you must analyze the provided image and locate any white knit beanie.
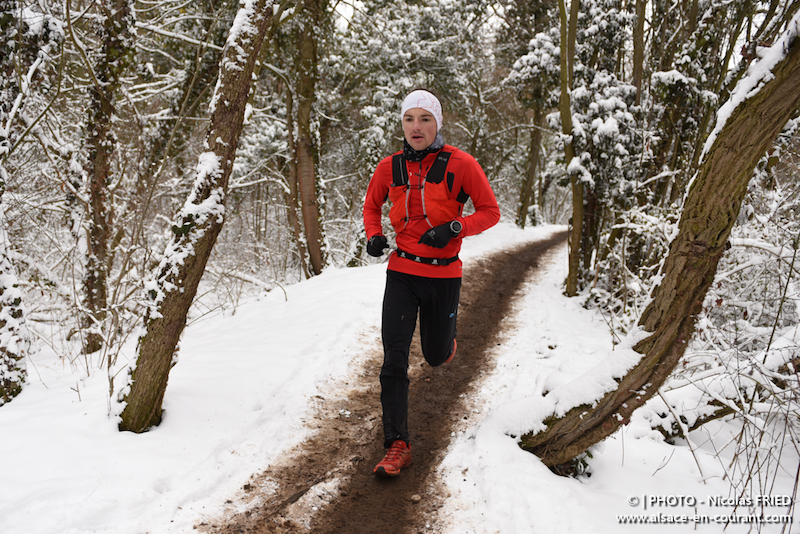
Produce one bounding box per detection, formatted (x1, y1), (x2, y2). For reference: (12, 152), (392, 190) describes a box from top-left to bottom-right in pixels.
(400, 90), (443, 131)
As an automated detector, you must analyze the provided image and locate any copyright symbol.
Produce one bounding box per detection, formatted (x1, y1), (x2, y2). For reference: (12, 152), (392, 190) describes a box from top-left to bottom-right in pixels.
(628, 496), (640, 507)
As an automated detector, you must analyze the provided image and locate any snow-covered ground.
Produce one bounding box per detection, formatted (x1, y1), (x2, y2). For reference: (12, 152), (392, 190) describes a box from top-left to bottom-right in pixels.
(1, 222), (796, 534)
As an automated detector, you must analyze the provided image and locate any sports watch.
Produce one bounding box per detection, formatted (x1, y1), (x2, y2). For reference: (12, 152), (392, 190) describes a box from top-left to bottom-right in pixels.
(449, 220), (463, 236)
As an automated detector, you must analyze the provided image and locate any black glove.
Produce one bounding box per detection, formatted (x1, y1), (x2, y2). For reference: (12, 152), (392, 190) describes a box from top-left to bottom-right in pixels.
(418, 222), (458, 249)
(366, 235), (388, 257)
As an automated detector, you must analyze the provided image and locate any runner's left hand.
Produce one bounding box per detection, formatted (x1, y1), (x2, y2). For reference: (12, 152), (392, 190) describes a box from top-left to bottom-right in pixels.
(418, 223), (455, 249)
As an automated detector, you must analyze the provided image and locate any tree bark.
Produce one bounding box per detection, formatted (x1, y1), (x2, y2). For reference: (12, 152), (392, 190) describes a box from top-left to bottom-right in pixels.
(521, 27), (800, 467)
(566, 0), (579, 83)
(560, 0), (582, 296)
(119, 0), (273, 433)
(294, 0), (326, 276)
(516, 106), (543, 228)
(632, 0), (646, 106)
(81, 0), (135, 355)
(284, 83), (312, 279)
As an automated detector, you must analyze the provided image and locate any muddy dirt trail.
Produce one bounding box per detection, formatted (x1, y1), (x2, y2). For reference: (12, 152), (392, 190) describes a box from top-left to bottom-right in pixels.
(200, 231), (568, 534)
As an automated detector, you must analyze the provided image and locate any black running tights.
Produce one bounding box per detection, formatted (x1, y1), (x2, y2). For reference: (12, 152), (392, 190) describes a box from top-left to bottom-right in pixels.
(379, 270), (461, 448)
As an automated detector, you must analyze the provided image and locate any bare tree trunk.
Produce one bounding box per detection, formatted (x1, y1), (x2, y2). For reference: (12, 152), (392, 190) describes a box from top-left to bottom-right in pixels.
(632, 0), (646, 106)
(517, 106), (543, 228)
(81, 0), (135, 355)
(119, 0), (274, 433)
(566, 0), (579, 80)
(284, 87), (312, 279)
(560, 0), (582, 296)
(294, 0), (325, 276)
(521, 29), (800, 467)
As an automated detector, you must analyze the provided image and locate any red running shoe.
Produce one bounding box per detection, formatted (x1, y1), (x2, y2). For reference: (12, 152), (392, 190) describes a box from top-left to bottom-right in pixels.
(444, 338), (457, 364)
(374, 440), (412, 477)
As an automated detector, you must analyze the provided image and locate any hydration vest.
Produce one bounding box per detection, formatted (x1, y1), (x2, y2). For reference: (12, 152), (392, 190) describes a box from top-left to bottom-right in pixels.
(387, 149), (470, 233)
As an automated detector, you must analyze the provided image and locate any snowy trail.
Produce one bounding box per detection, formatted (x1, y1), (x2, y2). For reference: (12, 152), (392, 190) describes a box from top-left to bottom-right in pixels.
(200, 231), (569, 533)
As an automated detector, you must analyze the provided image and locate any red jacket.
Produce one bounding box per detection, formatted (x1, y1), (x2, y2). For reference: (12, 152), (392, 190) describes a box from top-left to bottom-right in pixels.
(363, 145), (500, 278)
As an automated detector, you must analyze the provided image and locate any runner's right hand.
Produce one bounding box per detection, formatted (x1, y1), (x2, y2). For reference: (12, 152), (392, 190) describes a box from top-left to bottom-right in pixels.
(367, 235), (388, 257)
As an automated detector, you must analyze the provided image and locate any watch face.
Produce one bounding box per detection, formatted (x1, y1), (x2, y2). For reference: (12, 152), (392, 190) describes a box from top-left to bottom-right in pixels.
(451, 221), (462, 234)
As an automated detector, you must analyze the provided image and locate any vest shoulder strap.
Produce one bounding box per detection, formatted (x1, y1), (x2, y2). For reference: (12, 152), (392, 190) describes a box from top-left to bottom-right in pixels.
(391, 154), (407, 187)
(425, 150), (452, 184)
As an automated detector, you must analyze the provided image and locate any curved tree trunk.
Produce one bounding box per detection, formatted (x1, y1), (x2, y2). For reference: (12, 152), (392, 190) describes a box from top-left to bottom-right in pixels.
(521, 25), (800, 467)
(119, 0), (273, 433)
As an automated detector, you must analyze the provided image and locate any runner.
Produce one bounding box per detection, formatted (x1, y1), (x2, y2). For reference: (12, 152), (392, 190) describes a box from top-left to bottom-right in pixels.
(363, 88), (500, 477)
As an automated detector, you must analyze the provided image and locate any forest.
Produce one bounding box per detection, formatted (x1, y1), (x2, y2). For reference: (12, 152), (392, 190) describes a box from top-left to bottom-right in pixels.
(1, 0), (800, 492)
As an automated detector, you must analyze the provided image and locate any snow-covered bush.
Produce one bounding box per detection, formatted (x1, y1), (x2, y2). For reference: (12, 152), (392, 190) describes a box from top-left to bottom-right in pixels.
(587, 205), (678, 334)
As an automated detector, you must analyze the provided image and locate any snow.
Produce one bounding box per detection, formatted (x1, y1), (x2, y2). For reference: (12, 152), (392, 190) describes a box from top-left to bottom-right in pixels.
(1, 223), (797, 534)
(652, 69), (693, 87)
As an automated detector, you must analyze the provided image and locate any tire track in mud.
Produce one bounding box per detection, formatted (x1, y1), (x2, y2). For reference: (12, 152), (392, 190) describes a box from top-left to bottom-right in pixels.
(200, 231), (568, 534)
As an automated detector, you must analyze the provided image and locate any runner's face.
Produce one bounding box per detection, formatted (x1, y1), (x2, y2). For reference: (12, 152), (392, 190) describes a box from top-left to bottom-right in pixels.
(402, 108), (438, 151)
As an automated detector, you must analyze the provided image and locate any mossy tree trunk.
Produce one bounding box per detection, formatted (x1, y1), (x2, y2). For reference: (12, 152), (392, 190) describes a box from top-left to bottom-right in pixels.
(80, 0), (135, 355)
(521, 28), (800, 467)
(118, 0), (273, 433)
